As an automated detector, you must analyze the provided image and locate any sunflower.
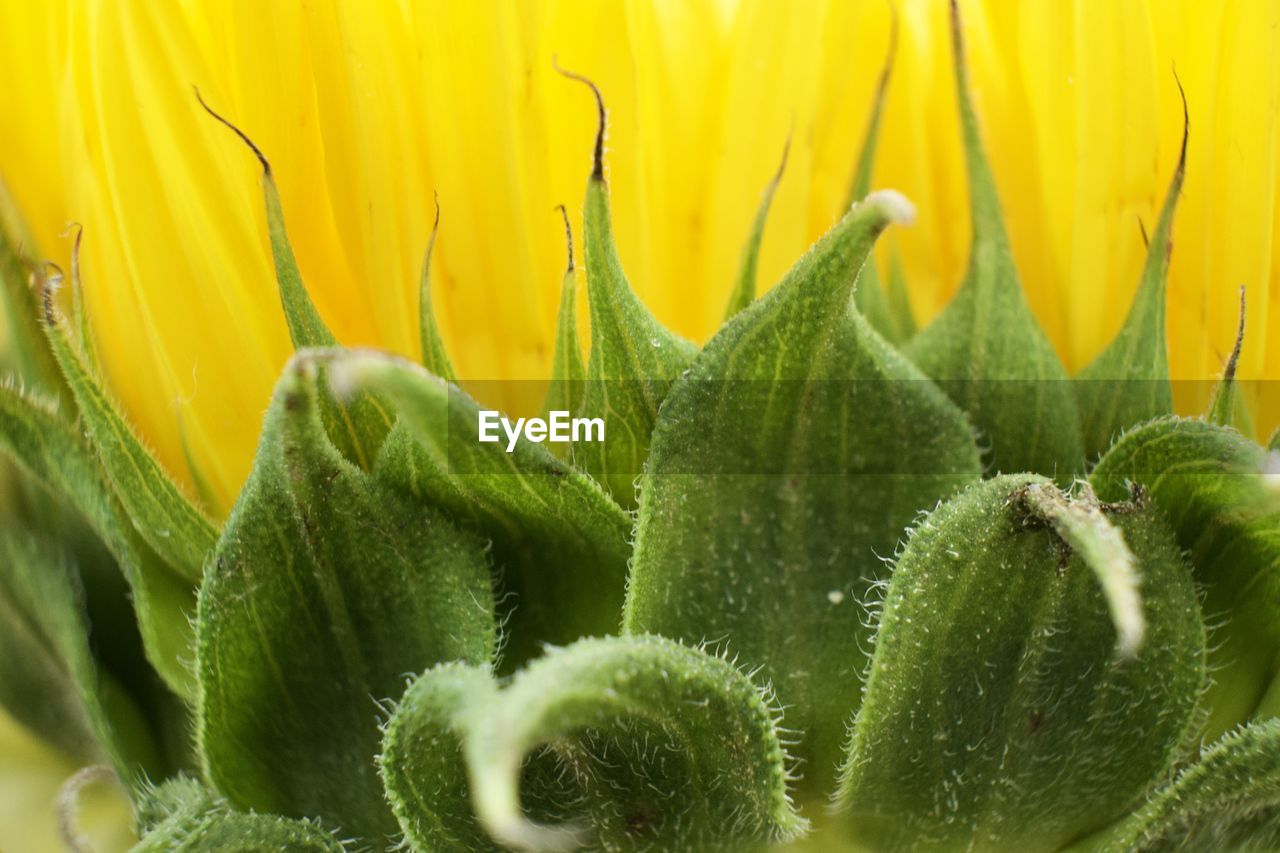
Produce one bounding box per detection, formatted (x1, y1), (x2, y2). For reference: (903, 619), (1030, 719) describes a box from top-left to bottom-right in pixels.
(1, 1), (1278, 851)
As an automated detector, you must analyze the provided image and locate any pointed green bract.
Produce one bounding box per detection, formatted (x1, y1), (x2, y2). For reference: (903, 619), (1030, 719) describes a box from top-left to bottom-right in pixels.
(1086, 720), (1280, 852)
(905, 2), (1082, 479)
(0, 525), (159, 784)
(465, 635), (807, 852)
(0, 382), (197, 698)
(43, 311), (215, 584)
(836, 475), (1205, 852)
(196, 352), (495, 843)
(133, 777), (344, 852)
(577, 176), (697, 506)
(419, 200), (456, 381)
(541, 209), (586, 433)
(1076, 104), (1186, 459)
(626, 191), (981, 794)
(1090, 416), (1280, 737)
(1206, 287), (1254, 438)
(723, 139), (789, 322)
(331, 351), (632, 666)
(200, 92), (393, 468)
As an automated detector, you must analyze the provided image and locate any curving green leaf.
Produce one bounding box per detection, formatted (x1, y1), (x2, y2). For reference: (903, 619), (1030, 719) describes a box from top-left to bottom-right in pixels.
(561, 71), (697, 507)
(1090, 416), (1280, 737)
(905, 1), (1082, 480)
(723, 138), (789, 322)
(0, 381), (197, 698)
(42, 307), (215, 585)
(626, 191), (981, 794)
(884, 248), (916, 341)
(464, 635), (808, 852)
(198, 92), (393, 469)
(133, 776), (344, 852)
(1084, 720), (1280, 852)
(196, 351), (495, 844)
(1075, 95), (1186, 460)
(0, 524), (160, 784)
(836, 475), (1205, 852)
(331, 350), (632, 667)
(541, 207), (586, 433)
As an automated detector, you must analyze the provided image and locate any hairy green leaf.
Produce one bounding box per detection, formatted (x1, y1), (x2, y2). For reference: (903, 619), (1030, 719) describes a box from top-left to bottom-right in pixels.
(626, 191), (980, 794)
(723, 139), (789, 322)
(332, 351), (632, 666)
(1090, 416), (1280, 737)
(0, 382), (197, 698)
(0, 524), (159, 783)
(1085, 720), (1280, 852)
(133, 777), (344, 852)
(464, 635), (807, 852)
(1075, 97), (1186, 460)
(541, 208), (586, 433)
(197, 352), (495, 843)
(905, 2), (1082, 479)
(381, 662), (502, 851)
(43, 309), (215, 584)
(563, 73), (697, 507)
(837, 475), (1205, 851)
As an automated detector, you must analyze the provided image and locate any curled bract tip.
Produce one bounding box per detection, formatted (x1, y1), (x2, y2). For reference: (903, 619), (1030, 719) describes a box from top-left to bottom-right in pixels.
(194, 86), (271, 176)
(862, 189), (916, 226)
(553, 57), (606, 182)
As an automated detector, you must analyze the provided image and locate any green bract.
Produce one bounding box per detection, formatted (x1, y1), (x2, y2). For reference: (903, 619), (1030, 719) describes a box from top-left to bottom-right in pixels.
(0, 4), (1276, 851)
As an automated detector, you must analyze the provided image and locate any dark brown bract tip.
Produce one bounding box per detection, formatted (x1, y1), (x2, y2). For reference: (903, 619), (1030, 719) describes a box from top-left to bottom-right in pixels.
(553, 57), (606, 182)
(555, 204), (574, 272)
(194, 87), (272, 176)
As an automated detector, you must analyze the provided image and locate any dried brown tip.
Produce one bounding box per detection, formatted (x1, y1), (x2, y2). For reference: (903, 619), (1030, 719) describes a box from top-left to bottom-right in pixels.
(555, 204), (574, 273)
(553, 57), (606, 182)
(194, 87), (271, 175)
(1173, 68), (1189, 183)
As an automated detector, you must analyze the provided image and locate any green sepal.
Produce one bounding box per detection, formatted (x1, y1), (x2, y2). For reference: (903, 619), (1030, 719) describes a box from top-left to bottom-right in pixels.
(836, 474), (1205, 852)
(42, 306), (215, 584)
(626, 191), (981, 794)
(331, 351), (632, 666)
(463, 635), (808, 851)
(540, 207), (587, 436)
(722, 139), (789, 322)
(905, 2), (1083, 480)
(1090, 416), (1280, 737)
(199, 92), (394, 469)
(560, 74), (697, 506)
(1075, 103), (1186, 459)
(1082, 720), (1280, 852)
(0, 524), (160, 784)
(419, 198), (456, 381)
(132, 777), (344, 852)
(0, 382), (197, 699)
(1205, 287), (1255, 438)
(196, 351), (495, 843)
